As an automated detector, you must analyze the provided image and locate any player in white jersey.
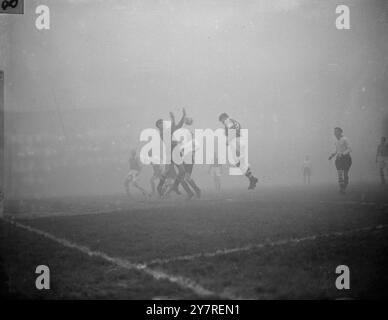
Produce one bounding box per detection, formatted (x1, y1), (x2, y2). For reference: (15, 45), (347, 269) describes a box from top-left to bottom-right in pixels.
(328, 127), (352, 194)
(302, 155), (312, 185)
(218, 113), (258, 190)
(147, 154), (164, 197)
(156, 109), (194, 200)
(166, 116), (201, 198)
(376, 136), (388, 185)
(181, 117), (201, 198)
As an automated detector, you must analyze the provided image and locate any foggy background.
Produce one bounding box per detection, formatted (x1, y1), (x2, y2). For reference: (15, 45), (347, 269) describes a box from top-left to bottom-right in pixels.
(0, 0), (387, 198)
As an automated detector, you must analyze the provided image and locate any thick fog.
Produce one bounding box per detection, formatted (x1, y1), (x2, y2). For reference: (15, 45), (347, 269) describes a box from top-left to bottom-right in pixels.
(1, 0), (387, 197)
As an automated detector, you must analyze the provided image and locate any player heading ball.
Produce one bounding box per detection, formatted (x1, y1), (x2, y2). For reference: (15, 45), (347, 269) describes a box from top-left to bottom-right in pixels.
(218, 113), (258, 190)
(139, 113), (258, 189)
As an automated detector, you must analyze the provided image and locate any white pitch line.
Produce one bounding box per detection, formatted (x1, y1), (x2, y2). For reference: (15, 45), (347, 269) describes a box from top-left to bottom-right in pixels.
(319, 200), (388, 207)
(11, 198), (388, 220)
(147, 224), (388, 266)
(2, 218), (240, 300)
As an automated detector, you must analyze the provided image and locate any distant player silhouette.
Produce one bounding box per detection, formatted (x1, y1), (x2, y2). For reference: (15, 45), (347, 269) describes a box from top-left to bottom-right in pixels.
(376, 136), (388, 185)
(302, 155), (312, 185)
(124, 149), (148, 199)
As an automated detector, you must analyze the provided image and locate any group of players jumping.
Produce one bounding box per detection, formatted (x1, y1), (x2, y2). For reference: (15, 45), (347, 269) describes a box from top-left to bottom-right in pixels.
(124, 108), (388, 199)
(124, 108), (258, 200)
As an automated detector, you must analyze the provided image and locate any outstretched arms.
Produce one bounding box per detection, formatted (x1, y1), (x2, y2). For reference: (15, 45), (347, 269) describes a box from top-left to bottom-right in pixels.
(169, 111), (176, 129)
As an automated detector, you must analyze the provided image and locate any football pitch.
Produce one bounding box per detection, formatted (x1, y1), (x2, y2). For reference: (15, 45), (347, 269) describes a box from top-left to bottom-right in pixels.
(1, 184), (388, 300)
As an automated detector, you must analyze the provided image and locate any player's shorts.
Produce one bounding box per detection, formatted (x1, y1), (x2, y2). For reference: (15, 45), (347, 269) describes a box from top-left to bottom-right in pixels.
(183, 163), (194, 175)
(152, 165), (163, 178)
(126, 170), (139, 183)
(164, 164), (177, 179)
(378, 156), (388, 169)
(335, 154), (352, 171)
(228, 137), (249, 174)
(303, 167), (311, 176)
(210, 166), (222, 177)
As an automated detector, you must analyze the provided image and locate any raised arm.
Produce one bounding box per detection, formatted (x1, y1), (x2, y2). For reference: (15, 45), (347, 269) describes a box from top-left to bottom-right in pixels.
(169, 111), (176, 130)
(172, 108), (186, 132)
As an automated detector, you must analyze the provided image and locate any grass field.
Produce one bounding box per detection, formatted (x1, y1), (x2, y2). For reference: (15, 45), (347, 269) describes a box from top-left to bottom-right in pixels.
(1, 184), (388, 299)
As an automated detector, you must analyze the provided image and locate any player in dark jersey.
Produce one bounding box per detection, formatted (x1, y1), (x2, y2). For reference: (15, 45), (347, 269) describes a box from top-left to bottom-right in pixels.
(124, 149), (148, 198)
(165, 116), (201, 198)
(218, 113), (258, 190)
(148, 153), (163, 197)
(156, 109), (194, 200)
(182, 117), (201, 198)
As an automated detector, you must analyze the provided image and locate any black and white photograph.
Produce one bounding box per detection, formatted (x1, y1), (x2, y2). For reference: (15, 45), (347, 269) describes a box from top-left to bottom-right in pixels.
(0, 0), (388, 304)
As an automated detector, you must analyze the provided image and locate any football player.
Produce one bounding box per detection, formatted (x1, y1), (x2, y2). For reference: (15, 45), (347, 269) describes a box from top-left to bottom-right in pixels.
(328, 127), (352, 194)
(218, 112), (258, 190)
